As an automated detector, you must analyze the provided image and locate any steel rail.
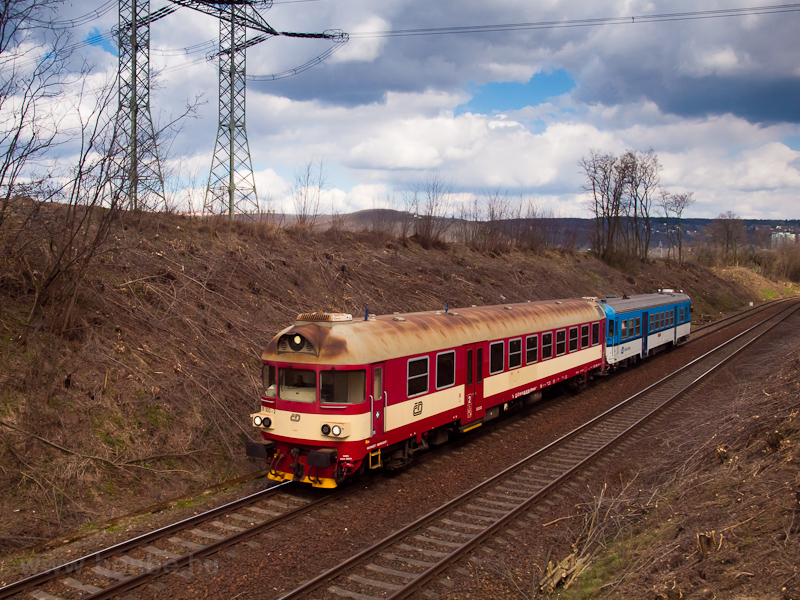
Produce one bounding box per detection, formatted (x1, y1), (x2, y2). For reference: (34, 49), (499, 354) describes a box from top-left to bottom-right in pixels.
(279, 300), (800, 600)
(0, 480), (349, 600)
(386, 300), (800, 599)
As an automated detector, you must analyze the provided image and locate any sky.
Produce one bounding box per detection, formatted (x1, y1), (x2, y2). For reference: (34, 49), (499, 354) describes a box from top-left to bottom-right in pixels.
(25, 0), (800, 218)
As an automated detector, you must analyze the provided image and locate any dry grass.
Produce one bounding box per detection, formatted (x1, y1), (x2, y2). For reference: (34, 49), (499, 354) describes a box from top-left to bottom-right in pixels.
(0, 206), (791, 554)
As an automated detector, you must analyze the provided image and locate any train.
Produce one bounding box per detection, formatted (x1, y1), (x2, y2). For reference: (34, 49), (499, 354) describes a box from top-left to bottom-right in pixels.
(246, 291), (692, 488)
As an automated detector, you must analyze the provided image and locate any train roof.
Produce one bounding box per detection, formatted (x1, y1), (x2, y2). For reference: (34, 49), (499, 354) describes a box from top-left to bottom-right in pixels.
(600, 291), (691, 315)
(262, 298), (607, 366)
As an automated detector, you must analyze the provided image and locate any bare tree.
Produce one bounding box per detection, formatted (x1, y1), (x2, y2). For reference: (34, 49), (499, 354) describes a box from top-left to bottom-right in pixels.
(291, 158), (327, 230)
(410, 172), (454, 248)
(0, 0), (72, 232)
(708, 210), (746, 266)
(580, 149), (625, 262)
(580, 148), (661, 263)
(625, 149), (660, 261)
(669, 191), (695, 264)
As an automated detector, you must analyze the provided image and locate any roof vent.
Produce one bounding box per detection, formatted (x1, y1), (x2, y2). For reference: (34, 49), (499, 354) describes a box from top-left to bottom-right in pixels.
(393, 316), (406, 322)
(296, 312), (352, 323)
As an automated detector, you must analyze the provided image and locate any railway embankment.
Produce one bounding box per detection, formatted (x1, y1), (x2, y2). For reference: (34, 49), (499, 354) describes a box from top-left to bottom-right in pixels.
(0, 210), (795, 564)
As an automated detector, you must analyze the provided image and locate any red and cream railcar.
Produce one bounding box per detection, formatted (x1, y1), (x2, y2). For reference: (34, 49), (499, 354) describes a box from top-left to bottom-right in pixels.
(247, 299), (607, 488)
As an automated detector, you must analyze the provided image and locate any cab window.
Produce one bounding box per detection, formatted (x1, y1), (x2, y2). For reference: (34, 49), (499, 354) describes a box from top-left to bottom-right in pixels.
(262, 364), (276, 399)
(279, 368), (316, 403)
(320, 370), (365, 404)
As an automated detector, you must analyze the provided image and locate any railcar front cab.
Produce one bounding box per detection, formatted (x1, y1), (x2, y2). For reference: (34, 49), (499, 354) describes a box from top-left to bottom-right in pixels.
(248, 314), (371, 488)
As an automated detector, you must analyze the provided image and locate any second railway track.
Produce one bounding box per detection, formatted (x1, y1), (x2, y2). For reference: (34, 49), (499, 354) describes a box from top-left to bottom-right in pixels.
(278, 300), (800, 600)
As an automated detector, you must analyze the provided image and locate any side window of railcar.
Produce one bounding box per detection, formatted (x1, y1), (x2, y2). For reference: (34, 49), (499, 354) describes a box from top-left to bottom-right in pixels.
(635, 317), (641, 337)
(608, 320), (614, 338)
(679, 307), (684, 323)
(620, 319), (628, 341)
(670, 312), (674, 326)
(320, 370), (366, 404)
(526, 335), (538, 364)
(591, 322), (600, 346)
(477, 348), (483, 383)
(650, 315), (655, 331)
(509, 338), (522, 369)
(569, 327), (578, 352)
(262, 364), (276, 398)
(490, 341), (504, 375)
(581, 324), (590, 349)
(466, 349), (473, 386)
(542, 332), (553, 360)
(436, 351), (455, 390)
(556, 329), (567, 356)
(407, 357), (428, 397)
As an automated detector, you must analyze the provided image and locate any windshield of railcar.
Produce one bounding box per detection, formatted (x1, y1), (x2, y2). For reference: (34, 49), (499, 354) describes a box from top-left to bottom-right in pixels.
(279, 367), (317, 402)
(275, 366), (366, 404)
(320, 370), (366, 404)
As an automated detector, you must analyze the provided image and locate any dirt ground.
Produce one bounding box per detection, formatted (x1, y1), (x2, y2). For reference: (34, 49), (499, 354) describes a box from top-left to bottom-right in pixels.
(470, 310), (800, 600)
(0, 209), (795, 558)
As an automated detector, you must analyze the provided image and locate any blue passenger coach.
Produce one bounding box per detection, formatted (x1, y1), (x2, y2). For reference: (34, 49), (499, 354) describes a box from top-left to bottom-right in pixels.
(599, 291), (691, 367)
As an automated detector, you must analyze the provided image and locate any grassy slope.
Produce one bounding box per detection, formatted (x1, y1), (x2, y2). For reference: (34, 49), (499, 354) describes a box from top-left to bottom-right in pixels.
(0, 212), (794, 551)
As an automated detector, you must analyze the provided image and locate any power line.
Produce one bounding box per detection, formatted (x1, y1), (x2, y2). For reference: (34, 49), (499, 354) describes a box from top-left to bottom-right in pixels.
(348, 3), (800, 38)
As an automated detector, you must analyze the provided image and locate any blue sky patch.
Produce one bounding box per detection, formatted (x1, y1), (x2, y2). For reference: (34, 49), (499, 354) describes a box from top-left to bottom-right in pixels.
(86, 27), (117, 56)
(783, 136), (800, 151)
(456, 69), (575, 116)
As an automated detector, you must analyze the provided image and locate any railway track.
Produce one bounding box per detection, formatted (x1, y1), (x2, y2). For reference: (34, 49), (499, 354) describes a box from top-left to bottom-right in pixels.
(0, 482), (347, 600)
(278, 300), (800, 600)
(1, 299), (792, 600)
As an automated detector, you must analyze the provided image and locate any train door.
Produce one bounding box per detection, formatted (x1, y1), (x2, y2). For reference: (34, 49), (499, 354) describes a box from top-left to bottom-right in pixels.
(371, 363), (385, 437)
(464, 345), (485, 423)
(642, 311), (649, 356)
(672, 307), (678, 344)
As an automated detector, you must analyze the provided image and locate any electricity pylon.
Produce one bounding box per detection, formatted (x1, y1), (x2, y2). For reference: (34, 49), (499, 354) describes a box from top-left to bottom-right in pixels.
(115, 0), (174, 210)
(169, 0), (345, 219)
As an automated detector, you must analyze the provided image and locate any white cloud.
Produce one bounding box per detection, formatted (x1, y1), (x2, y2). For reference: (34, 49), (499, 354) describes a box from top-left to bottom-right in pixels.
(13, 0), (800, 221)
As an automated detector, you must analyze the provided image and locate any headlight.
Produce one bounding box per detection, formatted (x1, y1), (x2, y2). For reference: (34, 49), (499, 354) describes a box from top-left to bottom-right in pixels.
(252, 414), (272, 428)
(321, 422), (350, 438)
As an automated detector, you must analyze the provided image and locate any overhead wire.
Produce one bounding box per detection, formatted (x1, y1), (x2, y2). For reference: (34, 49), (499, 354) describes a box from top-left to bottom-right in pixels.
(6, 2), (800, 80)
(347, 3), (800, 38)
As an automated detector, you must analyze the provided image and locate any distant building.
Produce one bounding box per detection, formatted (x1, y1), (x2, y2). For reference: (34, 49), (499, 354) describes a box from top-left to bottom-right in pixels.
(772, 232), (797, 246)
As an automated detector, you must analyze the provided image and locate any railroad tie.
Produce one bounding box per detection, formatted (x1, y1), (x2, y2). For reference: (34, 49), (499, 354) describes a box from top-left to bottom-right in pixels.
(347, 574), (403, 591)
(61, 577), (102, 594)
(92, 565), (128, 581)
(328, 585), (382, 600)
